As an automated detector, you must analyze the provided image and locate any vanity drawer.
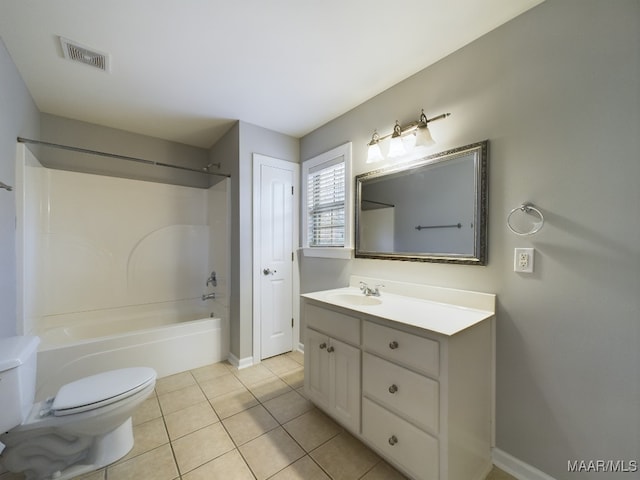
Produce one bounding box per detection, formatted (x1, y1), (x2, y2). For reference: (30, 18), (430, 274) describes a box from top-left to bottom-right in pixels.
(363, 321), (439, 377)
(304, 302), (360, 345)
(363, 353), (439, 434)
(363, 398), (439, 480)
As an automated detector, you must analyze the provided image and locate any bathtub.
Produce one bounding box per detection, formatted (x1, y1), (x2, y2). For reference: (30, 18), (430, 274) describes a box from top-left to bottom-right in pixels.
(34, 299), (228, 400)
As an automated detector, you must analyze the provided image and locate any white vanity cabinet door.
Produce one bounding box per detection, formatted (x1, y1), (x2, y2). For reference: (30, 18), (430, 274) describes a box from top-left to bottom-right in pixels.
(363, 352), (439, 434)
(305, 328), (331, 410)
(329, 337), (361, 432)
(304, 326), (361, 433)
(363, 398), (439, 480)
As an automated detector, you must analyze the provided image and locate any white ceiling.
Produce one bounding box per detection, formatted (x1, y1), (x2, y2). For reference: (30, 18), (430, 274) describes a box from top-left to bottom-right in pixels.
(0, 1), (543, 149)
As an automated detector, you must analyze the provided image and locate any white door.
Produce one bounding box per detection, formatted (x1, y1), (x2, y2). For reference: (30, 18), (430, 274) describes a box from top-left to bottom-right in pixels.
(253, 154), (298, 360)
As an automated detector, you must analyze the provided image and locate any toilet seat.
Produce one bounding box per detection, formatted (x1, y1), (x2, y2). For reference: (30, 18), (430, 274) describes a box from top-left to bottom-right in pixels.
(52, 367), (156, 416)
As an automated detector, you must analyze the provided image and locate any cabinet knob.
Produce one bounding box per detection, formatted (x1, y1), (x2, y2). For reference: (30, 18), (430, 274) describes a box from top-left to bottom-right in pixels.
(388, 384), (398, 394)
(319, 343), (327, 349)
(389, 340), (399, 350)
(388, 435), (398, 446)
(327, 346), (335, 353)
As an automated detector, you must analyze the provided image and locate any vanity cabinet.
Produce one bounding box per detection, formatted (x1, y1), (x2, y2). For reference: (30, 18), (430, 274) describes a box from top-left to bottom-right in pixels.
(302, 291), (494, 480)
(304, 303), (361, 433)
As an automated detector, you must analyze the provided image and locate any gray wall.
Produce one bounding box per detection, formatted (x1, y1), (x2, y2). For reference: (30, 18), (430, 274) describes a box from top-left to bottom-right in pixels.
(0, 38), (40, 338)
(300, 1), (639, 478)
(39, 113), (211, 188)
(212, 121), (299, 362)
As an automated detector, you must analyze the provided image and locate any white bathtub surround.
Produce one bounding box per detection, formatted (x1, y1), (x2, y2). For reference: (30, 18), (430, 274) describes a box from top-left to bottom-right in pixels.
(15, 144), (231, 396)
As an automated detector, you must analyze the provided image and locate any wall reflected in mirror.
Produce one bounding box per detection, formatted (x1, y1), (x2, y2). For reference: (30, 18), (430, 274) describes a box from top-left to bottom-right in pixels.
(355, 140), (488, 264)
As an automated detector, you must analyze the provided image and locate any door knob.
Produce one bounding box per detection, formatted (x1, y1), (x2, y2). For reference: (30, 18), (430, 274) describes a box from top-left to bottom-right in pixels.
(263, 268), (276, 275)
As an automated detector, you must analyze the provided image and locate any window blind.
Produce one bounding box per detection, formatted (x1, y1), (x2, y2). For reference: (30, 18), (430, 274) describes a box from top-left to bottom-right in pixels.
(307, 159), (345, 247)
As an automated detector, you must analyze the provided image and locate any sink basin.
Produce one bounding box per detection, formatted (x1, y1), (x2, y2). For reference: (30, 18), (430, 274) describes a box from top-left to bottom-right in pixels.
(328, 293), (382, 306)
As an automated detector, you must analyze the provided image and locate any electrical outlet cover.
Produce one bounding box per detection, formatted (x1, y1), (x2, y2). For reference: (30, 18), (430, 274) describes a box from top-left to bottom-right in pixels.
(514, 248), (534, 273)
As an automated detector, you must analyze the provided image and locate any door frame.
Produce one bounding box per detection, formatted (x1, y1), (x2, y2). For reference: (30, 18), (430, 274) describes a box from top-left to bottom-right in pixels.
(252, 153), (300, 363)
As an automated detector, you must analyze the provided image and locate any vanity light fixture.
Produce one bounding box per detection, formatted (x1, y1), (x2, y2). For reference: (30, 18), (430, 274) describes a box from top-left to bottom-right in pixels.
(366, 109), (450, 163)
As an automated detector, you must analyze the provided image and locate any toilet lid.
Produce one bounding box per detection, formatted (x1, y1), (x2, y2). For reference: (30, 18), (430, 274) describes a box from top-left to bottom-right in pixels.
(52, 367), (156, 416)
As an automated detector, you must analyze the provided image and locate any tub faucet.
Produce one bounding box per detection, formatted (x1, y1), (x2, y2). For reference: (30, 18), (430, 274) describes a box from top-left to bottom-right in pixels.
(206, 271), (217, 287)
(202, 292), (216, 301)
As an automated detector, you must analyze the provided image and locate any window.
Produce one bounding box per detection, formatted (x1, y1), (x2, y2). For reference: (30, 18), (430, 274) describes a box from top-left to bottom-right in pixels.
(302, 142), (352, 258)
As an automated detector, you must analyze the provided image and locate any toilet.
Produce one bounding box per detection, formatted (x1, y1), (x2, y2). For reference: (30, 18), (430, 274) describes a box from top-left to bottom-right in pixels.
(0, 335), (156, 480)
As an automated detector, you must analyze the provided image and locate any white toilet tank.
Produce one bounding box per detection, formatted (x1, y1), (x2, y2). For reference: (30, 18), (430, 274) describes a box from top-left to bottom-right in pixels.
(0, 336), (40, 434)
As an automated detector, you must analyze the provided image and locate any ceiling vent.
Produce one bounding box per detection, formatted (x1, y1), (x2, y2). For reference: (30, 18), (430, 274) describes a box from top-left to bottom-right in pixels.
(59, 37), (110, 72)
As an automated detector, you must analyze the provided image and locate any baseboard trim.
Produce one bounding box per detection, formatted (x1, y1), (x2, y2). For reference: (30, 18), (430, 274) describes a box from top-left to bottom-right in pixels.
(297, 342), (304, 353)
(227, 353), (254, 370)
(493, 448), (556, 480)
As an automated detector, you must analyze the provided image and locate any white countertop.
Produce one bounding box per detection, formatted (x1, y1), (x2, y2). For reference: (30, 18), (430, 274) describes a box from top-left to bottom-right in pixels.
(301, 286), (494, 336)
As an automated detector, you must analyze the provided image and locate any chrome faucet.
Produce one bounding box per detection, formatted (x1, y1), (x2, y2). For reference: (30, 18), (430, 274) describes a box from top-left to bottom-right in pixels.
(359, 281), (385, 297)
(206, 271), (217, 287)
(202, 292), (216, 301)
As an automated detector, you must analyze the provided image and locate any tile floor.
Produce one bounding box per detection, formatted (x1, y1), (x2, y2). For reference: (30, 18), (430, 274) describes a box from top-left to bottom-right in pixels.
(0, 351), (516, 480)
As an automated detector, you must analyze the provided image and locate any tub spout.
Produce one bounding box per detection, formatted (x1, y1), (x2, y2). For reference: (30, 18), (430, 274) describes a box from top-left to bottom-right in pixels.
(202, 293), (216, 301)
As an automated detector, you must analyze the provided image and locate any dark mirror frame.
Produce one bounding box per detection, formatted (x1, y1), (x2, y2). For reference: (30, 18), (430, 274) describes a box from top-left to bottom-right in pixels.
(355, 140), (488, 265)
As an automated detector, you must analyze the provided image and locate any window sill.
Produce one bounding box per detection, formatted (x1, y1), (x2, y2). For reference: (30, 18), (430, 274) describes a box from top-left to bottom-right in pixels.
(302, 247), (353, 259)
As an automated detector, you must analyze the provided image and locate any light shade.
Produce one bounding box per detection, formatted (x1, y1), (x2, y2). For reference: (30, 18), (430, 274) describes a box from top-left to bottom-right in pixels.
(387, 121), (406, 158)
(366, 131), (384, 163)
(367, 142), (384, 163)
(414, 125), (435, 147)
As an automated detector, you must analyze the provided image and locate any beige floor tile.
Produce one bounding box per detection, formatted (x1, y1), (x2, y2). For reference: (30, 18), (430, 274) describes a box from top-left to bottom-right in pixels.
(107, 444), (178, 480)
(123, 417), (169, 460)
(157, 384), (207, 415)
(247, 376), (293, 403)
(0, 472), (25, 480)
(280, 367), (304, 389)
(361, 461), (408, 479)
(155, 371), (196, 395)
(191, 362), (232, 382)
(132, 395), (162, 426)
(263, 389), (313, 424)
(286, 350), (304, 366)
(172, 423), (235, 474)
(164, 401), (219, 440)
(239, 427), (305, 480)
(283, 408), (342, 452)
(198, 372), (244, 399)
(269, 455), (330, 480)
(310, 432), (380, 480)
(72, 469), (105, 480)
(486, 466), (518, 480)
(232, 363), (277, 386)
(209, 387), (259, 419)
(222, 404), (279, 446)
(262, 355), (302, 375)
(182, 449), (254, 480)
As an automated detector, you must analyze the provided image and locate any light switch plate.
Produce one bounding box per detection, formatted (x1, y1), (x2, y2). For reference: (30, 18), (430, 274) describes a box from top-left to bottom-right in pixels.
(514, 248), (534, 273)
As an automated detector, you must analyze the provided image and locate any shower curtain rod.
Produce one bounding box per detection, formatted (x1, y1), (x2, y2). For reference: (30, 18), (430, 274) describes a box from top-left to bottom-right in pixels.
(17, 137), (231, 178)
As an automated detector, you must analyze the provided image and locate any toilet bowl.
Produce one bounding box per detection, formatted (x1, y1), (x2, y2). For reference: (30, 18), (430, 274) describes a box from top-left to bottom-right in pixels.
(0, 335), (156, 480)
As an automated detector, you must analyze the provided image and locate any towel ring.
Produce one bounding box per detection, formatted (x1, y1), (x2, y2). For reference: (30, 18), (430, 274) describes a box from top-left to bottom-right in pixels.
(507, 203), (544, 236)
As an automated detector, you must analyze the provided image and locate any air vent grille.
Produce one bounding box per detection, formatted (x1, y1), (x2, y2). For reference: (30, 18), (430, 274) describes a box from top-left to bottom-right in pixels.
(59, 37), (110, 72)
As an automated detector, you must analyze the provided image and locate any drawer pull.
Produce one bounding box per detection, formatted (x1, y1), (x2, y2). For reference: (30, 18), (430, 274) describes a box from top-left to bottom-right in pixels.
(327, 346), (335, 353)
(388, 435), (398, 446)
(389, 340), (399, 350)
(319, 342), (327, 349)
(388, 384), (398, 394)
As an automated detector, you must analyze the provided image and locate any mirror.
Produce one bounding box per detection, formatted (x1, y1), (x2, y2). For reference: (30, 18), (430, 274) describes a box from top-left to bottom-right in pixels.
(355, 140), (488, 264)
